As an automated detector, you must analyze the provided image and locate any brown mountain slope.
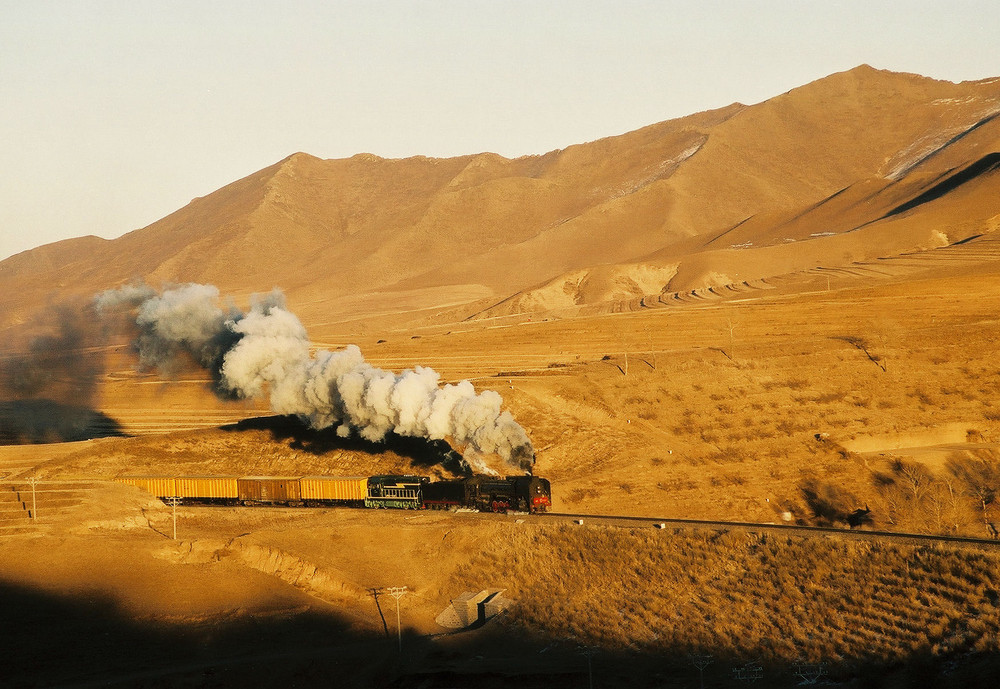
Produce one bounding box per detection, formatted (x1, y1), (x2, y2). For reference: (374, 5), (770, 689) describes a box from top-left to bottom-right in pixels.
(481, 70), (1000, 317)
(2, 65), (1000, 330)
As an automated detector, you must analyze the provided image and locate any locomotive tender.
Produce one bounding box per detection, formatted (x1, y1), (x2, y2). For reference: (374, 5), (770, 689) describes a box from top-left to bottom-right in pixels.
(117, 474), (551, 514)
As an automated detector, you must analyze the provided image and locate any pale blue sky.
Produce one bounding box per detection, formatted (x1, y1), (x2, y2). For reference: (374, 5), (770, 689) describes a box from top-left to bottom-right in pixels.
(2, 0), (998, 261)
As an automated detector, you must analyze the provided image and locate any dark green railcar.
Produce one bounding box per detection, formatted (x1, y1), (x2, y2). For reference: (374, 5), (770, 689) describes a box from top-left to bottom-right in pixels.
(365, 475), (428, 509)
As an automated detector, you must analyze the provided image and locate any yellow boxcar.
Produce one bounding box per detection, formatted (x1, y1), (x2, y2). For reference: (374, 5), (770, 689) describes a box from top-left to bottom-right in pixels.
(300, 476), (368, 503)
(237, 476), (302, 504)
(176, 476), (239, 502)
(115, 476), (176, 498)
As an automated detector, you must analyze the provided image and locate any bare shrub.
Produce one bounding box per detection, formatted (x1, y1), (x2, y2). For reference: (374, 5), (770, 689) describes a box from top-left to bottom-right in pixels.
(812, 391), (844, 404)
(798, 479), (862, 526)
(776, 419), (808, 435)
(834, 335), (887, 372)
(946, 450), (1000, 533)
(565, 488), (599, 504)
(913, 387), (937, 406)
(710, 472), (746, 487)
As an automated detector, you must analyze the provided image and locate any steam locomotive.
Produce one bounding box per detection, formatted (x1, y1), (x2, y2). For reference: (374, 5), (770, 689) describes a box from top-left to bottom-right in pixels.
(117, 474), (552, 514)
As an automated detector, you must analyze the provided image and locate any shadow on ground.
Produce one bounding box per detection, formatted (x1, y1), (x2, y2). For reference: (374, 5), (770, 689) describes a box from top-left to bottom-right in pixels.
(0, 399), (126, 445)
(222, 415), (469, 475)
(0, 578), (387, 689)
(3, 577), (999, 689)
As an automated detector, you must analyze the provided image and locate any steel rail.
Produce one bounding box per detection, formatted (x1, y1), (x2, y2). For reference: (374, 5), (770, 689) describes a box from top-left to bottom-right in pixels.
(531, 511), (1000, 548)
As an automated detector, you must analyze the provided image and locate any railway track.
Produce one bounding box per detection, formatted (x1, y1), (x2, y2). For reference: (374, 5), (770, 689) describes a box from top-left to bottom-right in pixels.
(529, 511), (1000, 549)
(4, 475), (998, 551)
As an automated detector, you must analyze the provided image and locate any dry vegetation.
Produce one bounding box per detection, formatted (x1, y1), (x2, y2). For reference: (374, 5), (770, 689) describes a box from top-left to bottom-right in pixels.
(454, 524), (1000, 685)
(351, 270), (1000, 540)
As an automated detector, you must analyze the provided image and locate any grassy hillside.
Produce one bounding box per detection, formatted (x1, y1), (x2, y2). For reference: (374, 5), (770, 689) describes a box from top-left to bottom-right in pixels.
(451, 524), (1000, 686)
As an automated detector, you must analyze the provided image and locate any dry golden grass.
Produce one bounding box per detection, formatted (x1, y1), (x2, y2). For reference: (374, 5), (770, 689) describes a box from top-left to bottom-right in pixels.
(452, 523), (1000, 683)
(10, 258), (999, 541)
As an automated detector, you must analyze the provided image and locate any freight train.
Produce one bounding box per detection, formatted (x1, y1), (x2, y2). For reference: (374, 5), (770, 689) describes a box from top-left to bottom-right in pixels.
(116, 474), (552, 514)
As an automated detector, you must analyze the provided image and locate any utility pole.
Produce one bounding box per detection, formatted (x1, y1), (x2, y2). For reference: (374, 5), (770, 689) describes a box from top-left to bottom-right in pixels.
(732, 659), (764, 683)
(648, 332), (656, 371)
(164, 496), (181, 540)
(794, 662), (827, 685)
(578, 646), (595, 689)
(690, 654), (713, 689)
(386, 586), (408, 652)
(27, 476), (38, 520)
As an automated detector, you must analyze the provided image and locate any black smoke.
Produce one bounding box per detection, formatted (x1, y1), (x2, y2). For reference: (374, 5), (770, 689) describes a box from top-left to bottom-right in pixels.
(0, 300), (123, 444)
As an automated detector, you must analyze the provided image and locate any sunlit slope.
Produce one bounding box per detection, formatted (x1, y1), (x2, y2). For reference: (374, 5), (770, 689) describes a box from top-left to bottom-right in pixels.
(477, 70), (1000, 317)
(3, 66), (1000, 331)
(16, 248), (1000, 539)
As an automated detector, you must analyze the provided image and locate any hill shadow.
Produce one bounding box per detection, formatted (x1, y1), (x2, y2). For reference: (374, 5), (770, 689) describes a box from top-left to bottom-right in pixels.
(221, 415), (469, 475)
(0, 577), (391, 689)
(886, 151), (1000, 218)
(0, 399), (126, 445)
(382, 621), (1000, 689)
(3, 572), (1000, 688)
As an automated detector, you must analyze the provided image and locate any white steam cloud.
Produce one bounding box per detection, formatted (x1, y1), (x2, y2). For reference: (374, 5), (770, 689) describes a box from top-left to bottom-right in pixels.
(96, 283), (534, 473)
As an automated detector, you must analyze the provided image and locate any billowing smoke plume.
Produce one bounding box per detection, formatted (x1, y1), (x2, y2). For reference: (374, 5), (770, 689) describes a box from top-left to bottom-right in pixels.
(97, 283), (534, 473)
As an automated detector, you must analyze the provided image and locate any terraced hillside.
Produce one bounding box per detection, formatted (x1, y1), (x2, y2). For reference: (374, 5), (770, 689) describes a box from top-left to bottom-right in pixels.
(0, 475), (100, 537)
(658, 225), (1000, 309)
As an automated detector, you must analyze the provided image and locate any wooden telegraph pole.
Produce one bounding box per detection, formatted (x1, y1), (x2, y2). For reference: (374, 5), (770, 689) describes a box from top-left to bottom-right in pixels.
(163, 496), (181, 539)
(27, 476), (38, 520)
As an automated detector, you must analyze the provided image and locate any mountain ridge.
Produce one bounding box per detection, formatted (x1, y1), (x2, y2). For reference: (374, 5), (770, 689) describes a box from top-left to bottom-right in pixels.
(3, 65), (1000, 330)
